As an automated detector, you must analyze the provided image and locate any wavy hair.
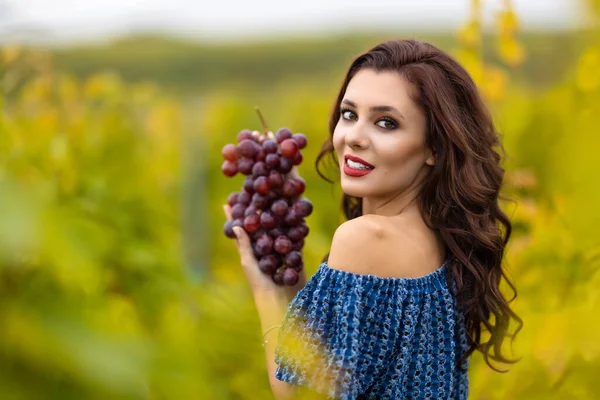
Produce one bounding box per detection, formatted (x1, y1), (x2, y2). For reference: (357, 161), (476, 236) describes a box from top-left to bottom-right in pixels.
(316, 39), (522, 371)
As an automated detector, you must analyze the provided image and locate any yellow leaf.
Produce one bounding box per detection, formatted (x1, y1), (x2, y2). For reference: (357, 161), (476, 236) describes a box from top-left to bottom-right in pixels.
(498, 37), (526, 66)
(58, 75), (80, 103)
(482, 65), (508, 101)
(84, 72), (123, 99)
(576, 46), (600, 92)
(457, 20), (481, 48)
(495, 10), (520, 35)
(453, 48), (484, 85)
(2, 45), (21, 65)
(533, 312), (570, 379)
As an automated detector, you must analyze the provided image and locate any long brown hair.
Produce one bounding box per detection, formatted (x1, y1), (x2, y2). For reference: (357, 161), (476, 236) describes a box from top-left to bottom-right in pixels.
(316, 39), (522, 372)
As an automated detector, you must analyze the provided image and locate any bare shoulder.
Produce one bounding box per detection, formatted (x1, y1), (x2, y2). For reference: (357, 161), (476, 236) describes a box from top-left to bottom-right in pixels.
(327, 214), (445, 278)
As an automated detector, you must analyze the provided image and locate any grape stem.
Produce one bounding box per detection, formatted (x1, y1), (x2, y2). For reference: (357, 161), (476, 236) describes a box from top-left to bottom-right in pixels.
(255, 106), (269, 136)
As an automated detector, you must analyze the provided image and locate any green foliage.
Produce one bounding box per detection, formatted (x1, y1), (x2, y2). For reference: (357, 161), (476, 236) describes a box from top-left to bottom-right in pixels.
(40, 30), (588, 95)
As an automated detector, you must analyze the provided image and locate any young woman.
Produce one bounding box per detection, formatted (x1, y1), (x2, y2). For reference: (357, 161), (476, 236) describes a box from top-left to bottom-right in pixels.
(224, 39), (522, 399)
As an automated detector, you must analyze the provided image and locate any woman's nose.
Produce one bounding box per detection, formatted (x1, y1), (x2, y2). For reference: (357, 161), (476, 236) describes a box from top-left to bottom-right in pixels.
(344, 123), (369, 149)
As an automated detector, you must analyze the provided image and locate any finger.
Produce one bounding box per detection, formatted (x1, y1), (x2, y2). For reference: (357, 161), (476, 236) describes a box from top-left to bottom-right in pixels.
(232, 226), (256, 267)
(267, 131), (275, 140)
(223, 204), (233, 221)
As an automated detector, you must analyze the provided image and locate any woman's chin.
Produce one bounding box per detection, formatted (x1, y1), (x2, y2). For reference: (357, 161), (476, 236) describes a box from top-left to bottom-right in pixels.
(340, 183), (368, 198)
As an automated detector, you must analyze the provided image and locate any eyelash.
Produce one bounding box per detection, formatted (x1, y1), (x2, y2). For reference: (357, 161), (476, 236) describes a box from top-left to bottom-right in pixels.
(339, 108), (398, 130)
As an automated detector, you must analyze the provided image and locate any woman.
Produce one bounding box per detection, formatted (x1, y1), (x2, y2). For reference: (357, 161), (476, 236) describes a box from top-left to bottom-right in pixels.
(224, 39), (522, 399)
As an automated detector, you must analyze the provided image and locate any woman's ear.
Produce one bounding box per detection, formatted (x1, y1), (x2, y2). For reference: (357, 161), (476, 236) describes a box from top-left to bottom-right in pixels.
(425, 150), (436, 166)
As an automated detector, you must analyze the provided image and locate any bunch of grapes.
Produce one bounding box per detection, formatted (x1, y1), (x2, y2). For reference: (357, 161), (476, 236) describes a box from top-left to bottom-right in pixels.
(222, 126), (312, 286)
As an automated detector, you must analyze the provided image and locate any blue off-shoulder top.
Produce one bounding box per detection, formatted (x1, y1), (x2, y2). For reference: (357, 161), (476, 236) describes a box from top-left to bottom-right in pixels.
(274, 261), (469, 400)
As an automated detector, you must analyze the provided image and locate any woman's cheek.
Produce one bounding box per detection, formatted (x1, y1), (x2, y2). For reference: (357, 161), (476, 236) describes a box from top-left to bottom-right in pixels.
(332, 129), (344, 153)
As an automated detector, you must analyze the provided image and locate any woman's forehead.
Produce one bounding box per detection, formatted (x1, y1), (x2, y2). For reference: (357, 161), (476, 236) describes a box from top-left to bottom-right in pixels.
(344, 69), (421, 117)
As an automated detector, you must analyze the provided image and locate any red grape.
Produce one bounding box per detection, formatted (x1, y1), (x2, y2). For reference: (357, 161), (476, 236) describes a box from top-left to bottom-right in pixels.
(227, 192), (239, 207)
(280, 139), (298, 158)
(268, 170), (284, 188)
(253, 176), (270, 194)
(292, 133), (307, 149)
(284, 209), (299, 226)
(260, 211), (277, 229)
(243, 176), (255, 193)
(283, 179), (299, 197)
(259, 255), (279, 275)
(231, 203), (247, 219)
(244, 204), (258, 217)
(262, 139), (278, 154)
(225, 219), (244, 239)
(223, 220), (236, 238)
(297, 221), (309, 237)
(222, 160), (238, 177)
(252, 192), (269, 209)
(256, 148), (266, 162)
(251, 228), (267, 241)
(283, 268), (299, 286)
(287, 226), (304, 242)
(237, 191), (251, 205)
(274, 235), (292, 254)
(265, 153), (280, 168)
(253, 245), (262, 260)
(222, 144), (239, 162)
(252, 161), (269, 178)
(244, 214), (260, 232)
(294, 198), (313, 217)
(293, 151), (303, 165)
(237, 157), (254, 175)
(268, 227), (284, 238)
(239, 139), (258, 158)
(272, 268), (285, 285)
(285, 251), (303, 268)
(271, 199), (289, 216)
(294, 178), (306, 195)
(275, 127), (293, 143)
(255, 234), (274, 256)
(237, 129), (253, 142)
(268, 192), (281, 205)
(224, 219), (244, 239)
(291, 239), (304, 251)
(279, 157), (293, 173)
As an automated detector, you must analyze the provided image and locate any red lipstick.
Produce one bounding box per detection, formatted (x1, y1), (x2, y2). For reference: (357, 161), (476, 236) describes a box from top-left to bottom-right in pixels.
(343, 154), (375, 177)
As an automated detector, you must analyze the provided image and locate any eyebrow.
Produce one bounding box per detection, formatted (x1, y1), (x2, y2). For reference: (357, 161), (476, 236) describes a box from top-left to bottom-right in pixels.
(341, 99), (405, 120)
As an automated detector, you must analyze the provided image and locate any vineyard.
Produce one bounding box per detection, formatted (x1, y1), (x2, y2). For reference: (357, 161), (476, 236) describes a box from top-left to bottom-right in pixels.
(0, 0), (599, 399)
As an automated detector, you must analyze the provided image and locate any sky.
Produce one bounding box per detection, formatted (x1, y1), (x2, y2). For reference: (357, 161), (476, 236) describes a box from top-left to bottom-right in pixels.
(0, 0), (582, 44)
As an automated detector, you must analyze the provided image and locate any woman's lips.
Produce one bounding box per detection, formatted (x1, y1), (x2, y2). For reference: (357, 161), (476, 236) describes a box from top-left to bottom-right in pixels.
(345, 154), (375, 168)
(343, 162), (373, 177)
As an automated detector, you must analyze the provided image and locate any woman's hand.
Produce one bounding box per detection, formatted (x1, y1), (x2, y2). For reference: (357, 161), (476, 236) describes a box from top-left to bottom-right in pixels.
(223, 205), (307, 301)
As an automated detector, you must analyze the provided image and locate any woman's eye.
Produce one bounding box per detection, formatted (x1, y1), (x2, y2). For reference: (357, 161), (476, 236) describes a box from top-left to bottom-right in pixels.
(340, 109), (397, 130)
(341, 110), (356, 121)
(377, 118), (397, 130)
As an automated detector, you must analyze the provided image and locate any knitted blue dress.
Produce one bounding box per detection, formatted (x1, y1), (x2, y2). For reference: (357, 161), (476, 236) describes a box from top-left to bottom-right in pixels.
(274, 261), (469, 400)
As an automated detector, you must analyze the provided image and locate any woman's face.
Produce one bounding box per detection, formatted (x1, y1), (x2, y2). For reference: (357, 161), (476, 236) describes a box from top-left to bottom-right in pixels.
(332, 68), (435, 201)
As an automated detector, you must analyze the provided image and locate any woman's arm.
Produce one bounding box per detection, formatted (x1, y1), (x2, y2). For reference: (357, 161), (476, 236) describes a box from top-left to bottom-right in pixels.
(253, 290), (299, 400)
(223, 203), (308, 399)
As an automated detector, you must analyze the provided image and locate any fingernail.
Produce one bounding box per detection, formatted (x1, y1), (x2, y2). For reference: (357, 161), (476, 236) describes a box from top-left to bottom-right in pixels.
(232, 226), (240, 238)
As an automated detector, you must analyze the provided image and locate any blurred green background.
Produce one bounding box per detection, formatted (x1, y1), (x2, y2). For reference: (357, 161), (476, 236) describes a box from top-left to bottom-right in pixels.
(1, 0), (599, 398)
